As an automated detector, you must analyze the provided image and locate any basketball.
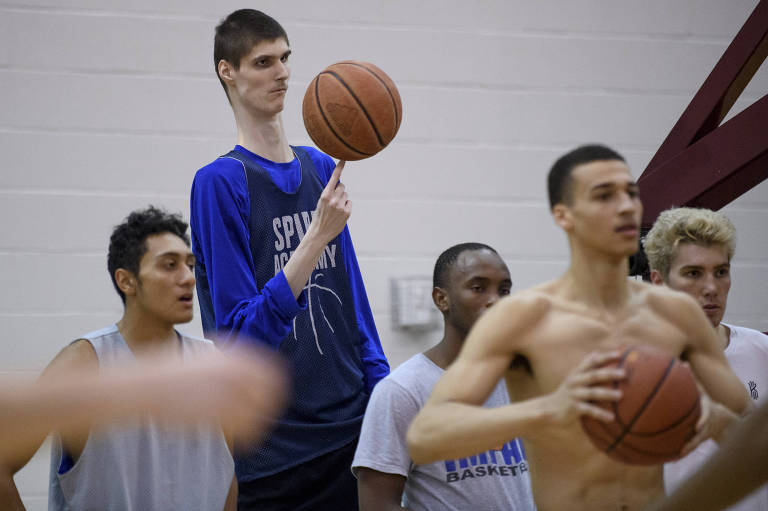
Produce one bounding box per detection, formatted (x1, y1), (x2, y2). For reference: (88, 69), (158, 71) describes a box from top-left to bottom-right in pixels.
(302, 61), (402, 161)
(581, 345), (701, 465)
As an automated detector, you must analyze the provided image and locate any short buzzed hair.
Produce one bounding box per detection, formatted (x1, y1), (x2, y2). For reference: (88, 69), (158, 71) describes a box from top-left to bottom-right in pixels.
(643, 207), (736, 279)
(547, 144), (626, 209)
(433, 243), (498, 289)
(214, 9), (289, 99)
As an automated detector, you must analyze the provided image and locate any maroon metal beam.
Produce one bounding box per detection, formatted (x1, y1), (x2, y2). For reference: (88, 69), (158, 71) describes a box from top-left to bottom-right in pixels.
(644, 0), (768, 172)
(690, 152), (768, 211)
(639, 94), (768, 228)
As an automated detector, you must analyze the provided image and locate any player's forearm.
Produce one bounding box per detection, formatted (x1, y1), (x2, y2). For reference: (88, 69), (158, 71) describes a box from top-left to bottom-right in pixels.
(223, 475), (237, 511)
(356, 469), (410, 511)
(708, 370), (753, 418)
(0, 386), (63, 464)
(407, 399), (545, 464)
(282, 225), (333, 298)
(359, 496), (409, 511)
(0, 471), (25, 511)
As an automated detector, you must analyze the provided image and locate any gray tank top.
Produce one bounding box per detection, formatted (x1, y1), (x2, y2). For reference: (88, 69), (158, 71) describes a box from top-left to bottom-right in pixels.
(48, 325), (234, 511)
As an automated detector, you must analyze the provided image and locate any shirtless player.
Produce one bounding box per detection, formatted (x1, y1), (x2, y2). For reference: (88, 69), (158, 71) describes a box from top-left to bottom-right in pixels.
(406, 145), (751, 511)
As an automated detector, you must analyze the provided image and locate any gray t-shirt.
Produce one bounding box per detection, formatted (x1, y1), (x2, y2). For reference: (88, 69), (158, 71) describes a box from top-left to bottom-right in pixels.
(352, 353), (536, 511)
(48, 325), (234, 511)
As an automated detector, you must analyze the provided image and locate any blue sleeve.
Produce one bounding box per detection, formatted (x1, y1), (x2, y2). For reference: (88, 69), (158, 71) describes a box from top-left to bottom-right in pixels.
(190, 159), (307, 349)
(309, 149), (390, 392)
(343, 229), (391, 392)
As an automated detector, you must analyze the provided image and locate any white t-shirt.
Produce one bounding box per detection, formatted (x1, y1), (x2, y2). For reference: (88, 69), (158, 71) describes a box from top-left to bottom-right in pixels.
(352, 353), (536, 511)
(664, 324), (768, 511)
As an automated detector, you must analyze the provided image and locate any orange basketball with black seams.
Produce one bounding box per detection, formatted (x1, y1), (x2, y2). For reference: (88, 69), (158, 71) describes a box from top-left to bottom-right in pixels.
(581, 345), (701, 465)
(302, 61), (402, 161)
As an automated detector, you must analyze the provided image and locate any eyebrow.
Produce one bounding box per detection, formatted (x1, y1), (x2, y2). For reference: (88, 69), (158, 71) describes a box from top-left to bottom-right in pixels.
(466, 276), (513, 285)
(590, 181), (638, 192)
(155, 251), (195, 260)
(679, 262), (729, 270)
(253, 49), (292, 61)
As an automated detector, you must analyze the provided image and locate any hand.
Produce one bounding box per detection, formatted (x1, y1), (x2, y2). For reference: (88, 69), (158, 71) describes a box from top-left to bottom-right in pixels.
(679, 379), (740, 456)
(105, 346), (290, 447)
(310, 160), (351, 244)
(544, 350), (626, 427)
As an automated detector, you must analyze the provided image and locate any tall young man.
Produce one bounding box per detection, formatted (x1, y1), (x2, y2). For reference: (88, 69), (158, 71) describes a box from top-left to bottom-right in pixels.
(406, 145), (751, 511)
(190, 9), (389, 510)
(644, 207), (768, 511)
(353, 243), (535, 511)
(0, 206), (238, 511)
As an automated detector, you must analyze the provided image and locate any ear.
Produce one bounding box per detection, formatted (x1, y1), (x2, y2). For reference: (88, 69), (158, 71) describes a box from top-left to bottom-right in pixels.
(649, 269), (665, 286)
(217, 59), (235, 84)
(432, 287), (449, 313)
(115, 268), (138, 297)
(552, 204), (573, 231)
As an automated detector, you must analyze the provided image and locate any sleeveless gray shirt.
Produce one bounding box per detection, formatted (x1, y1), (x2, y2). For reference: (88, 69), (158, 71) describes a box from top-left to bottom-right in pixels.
(48, 325), (234, 511)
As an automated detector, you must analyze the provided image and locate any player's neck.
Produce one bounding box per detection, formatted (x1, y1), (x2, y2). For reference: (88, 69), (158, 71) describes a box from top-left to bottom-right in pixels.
(234, 108), (293, 163)
(715, 322), (731, 350)
(117, 310), (180, 357)
(424, 324), (465, 370)
(564, 249), (631, 309)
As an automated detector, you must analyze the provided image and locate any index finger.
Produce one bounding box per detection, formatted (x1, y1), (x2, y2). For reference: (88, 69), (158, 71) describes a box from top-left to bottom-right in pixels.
(578, 350), (622, 371)
(325, 160), (346, 190)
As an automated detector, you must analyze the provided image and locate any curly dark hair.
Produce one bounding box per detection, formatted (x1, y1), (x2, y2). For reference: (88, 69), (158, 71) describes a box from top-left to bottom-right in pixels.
(433, 242), (498, 289)
(107, 206), (190, 304)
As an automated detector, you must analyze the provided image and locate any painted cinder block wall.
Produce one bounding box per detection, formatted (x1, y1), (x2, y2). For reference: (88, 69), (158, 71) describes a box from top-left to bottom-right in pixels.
(1, 1), (765, 508)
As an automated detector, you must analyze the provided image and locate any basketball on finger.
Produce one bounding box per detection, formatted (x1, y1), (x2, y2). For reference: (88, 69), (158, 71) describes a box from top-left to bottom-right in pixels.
(302, 61), (402, 161)
(580, 345), (701, 465)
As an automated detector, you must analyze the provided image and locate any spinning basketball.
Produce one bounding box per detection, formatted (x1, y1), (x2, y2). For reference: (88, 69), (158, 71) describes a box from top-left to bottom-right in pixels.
(302, 61), (402, 161)
(581, 345), (701, 465)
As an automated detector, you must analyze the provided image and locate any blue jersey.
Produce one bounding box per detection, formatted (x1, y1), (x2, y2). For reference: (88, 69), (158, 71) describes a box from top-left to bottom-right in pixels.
(190, 145), (389, 479)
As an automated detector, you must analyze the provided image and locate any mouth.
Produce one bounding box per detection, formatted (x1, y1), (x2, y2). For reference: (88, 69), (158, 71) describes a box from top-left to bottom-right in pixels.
(615, 223), (639, 236)
(179, 293), (194, 306)
(702, 304), (721, 312)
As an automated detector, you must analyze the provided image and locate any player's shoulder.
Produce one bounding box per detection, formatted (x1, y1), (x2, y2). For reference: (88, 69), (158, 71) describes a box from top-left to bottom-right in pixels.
(375, 354), (424, 389)
(478, 287), (553, 338)
(638, 282), (711, 336)
(498, 284), (554, 315)
(42, 338), (98, 380)
(294, 145), (332, 163)
(640, 281), (700, 314)
(294, 145), (335, 179)
(177, 331), (216, 351)
(726, 324), (768, 345)
(371, 355), (437, 407)
(177, 329), (213, 344)
(390, 353), (440, 382)
(194, 152), (247, 185)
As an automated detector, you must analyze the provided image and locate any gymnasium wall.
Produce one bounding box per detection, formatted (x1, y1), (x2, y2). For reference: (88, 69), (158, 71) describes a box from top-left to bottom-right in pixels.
(1, 1), (766, 508)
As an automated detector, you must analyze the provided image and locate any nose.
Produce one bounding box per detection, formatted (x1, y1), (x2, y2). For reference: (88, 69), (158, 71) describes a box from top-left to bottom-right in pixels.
(275, 60), (290, 81)
(618, 191), (639, 214)
(486, 293), (501, 308)
(701, 273), (717, 296)
(181, 264), (196, 287)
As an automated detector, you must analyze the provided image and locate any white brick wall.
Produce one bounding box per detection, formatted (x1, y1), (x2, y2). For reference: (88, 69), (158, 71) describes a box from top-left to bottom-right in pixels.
(1, 1), (766, 507)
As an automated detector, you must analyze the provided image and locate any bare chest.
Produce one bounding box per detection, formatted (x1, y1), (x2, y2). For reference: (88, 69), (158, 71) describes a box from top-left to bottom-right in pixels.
(506, 307), (689, 398)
